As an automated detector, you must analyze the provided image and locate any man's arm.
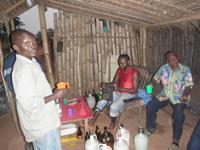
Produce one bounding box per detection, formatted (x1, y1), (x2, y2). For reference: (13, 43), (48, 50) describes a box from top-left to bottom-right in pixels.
(180, 68), (194, 101)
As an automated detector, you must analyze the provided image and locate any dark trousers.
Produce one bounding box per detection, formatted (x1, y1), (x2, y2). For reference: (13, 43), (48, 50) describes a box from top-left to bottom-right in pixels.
(187, 119), (200, 150)
(146, 97), (187, 142)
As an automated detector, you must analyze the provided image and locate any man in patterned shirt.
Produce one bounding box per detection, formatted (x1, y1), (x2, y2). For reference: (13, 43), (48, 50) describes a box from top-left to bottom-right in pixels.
(145, 51), (193, 150)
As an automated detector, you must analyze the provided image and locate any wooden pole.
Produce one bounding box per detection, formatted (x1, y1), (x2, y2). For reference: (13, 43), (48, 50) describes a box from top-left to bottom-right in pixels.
(38, 1), (55, 87)
(0, 40), (21, 135)
(10, 18), (15, 31)
(140, 28), (147, 67)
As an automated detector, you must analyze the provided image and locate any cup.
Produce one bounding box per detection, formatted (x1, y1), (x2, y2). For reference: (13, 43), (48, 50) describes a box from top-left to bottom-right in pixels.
(67, 107), (74, 117)
(146, 84), (153, 94)
(63, 98), (68, 105)
(56, 82), (70, 89)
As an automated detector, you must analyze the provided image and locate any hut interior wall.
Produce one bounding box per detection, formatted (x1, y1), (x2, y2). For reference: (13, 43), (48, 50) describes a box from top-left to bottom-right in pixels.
(146, 27), (200, 74)
(53, 11), (140, 97)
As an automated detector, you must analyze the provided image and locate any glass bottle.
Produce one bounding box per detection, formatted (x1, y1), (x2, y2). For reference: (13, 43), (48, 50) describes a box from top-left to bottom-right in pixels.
(85, 131), (90, 141)
(55, 99), (62, 116)
(77, 126), (83, 139)
(95, 125), (102, 142)
(102, 127), (114, 149)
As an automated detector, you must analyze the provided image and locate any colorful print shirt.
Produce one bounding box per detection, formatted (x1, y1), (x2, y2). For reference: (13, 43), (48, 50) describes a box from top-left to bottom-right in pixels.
(153, 63), (194, 105)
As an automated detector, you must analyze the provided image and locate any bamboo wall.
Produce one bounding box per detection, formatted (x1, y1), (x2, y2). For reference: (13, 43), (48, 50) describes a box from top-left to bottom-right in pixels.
(146, 27), (200, 74)
(53, 11), (140, 97)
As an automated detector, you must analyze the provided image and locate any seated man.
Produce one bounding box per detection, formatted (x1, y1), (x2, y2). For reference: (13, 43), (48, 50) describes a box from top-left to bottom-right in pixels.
(146, 51), (193, 150)
(88, 54), (140, 130)
(109, 54), (139, 131)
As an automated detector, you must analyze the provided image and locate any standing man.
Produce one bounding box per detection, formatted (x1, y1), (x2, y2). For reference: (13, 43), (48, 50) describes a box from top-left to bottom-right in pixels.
(11, 29), (65, 150)
(146, 51), (193, 150)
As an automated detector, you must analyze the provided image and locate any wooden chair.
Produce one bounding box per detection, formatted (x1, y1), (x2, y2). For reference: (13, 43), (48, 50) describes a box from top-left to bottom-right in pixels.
(118, 66), (153, 126)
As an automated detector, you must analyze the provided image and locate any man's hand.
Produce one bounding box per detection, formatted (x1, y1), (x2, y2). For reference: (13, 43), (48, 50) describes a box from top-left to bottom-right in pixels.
(53, 89), (67, 99)
(113, 84), (118, 91)
(179, 95), (188, 101)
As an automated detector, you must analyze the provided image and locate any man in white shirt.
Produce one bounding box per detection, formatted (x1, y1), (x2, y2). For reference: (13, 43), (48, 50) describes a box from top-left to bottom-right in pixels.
(11, 29), (65, 150)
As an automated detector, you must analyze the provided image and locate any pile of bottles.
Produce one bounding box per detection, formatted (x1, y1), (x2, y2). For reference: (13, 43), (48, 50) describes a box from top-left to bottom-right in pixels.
(85, 126), (114, 150)
(83, 124), (149, 150)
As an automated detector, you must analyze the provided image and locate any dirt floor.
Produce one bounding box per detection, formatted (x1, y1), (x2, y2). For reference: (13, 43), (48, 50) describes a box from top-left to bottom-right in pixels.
(0, 75), (199, 150)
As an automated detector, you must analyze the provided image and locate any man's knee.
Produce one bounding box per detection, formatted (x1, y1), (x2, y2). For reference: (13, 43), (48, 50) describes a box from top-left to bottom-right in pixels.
(173, 104), (186, 123)
(147, 99), (156, 112)
(109, 104), (119, 117)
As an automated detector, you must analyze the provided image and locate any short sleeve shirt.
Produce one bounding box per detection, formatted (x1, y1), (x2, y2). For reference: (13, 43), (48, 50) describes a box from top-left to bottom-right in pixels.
(153, 63), (194, 104)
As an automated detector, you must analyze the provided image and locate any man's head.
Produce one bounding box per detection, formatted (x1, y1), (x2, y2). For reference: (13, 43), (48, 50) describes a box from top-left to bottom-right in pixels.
(118, 54), (130, 70)
(11, 29), (37, 60)
(165, 51), (179, 69)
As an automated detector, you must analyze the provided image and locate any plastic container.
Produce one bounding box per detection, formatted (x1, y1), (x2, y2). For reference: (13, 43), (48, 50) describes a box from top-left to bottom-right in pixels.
(85, 134), (99, 150)
(60, 123), (77, 136)
(114, 137), (129, 150)
(134, 128), (148, 150)
(116, 124), (130, 146)
(86, 93), (96, 109)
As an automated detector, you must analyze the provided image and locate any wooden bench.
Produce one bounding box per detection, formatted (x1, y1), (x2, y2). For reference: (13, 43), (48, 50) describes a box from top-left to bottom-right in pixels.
(118, 65), (152, 126)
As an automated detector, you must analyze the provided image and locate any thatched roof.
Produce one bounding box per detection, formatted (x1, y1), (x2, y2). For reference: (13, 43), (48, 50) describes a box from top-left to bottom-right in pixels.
(1, 0), (200, 28)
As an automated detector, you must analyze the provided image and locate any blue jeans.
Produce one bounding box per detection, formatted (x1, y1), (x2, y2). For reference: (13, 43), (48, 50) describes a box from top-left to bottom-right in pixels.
(187, 119), (200, 150)
(32, 129), (62, 150)
(146, 97), (187, 142)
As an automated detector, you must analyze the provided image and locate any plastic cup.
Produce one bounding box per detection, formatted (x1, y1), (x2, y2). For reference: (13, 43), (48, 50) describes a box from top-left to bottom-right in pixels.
(64, 98), (68, 105)
(146, 84), (153, 94)
(56, 82), (70, 89)
(67, 107), (74, 117)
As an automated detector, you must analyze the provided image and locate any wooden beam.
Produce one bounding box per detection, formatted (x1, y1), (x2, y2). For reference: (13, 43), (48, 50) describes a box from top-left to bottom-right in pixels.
(101, 0), (170, 20)
(148, 13), (200, 28)
(46, 0), (148, 27)
(152, 0), (198, 15)
(0, 0), (26, 15)
(80, 0), (164, 22)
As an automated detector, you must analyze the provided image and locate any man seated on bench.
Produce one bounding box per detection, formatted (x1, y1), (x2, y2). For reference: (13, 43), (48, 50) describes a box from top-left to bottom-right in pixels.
(109, 54), (140, 131)
(88, 54), (140, 131)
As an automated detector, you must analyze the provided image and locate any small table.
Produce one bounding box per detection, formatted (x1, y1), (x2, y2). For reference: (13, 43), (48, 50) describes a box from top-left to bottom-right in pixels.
(60, 97), (93, 133)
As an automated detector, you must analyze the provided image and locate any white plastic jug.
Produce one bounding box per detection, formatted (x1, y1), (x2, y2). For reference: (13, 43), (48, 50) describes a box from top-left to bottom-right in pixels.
(116, 124), (130, 146)
(85, 134), (99, 150)
(134, 128), (148, 150)
(114, 137), (129, 150)
(98, 144), (112, 150)
(86, 93), (96, 109)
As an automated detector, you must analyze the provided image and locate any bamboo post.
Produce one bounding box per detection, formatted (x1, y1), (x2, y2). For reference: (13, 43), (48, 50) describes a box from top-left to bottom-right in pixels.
(111, 21), (116, 55)
(91, 17), (98, 87)
(4, 21), (10, 36)
(10, 18), (15, 31)
(53, 13), (58, 81)
(115, 25), (119, 55)
(140, 28), (147, 67)
(0, 40), (21, 135)
(38, 1), (55, 87)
